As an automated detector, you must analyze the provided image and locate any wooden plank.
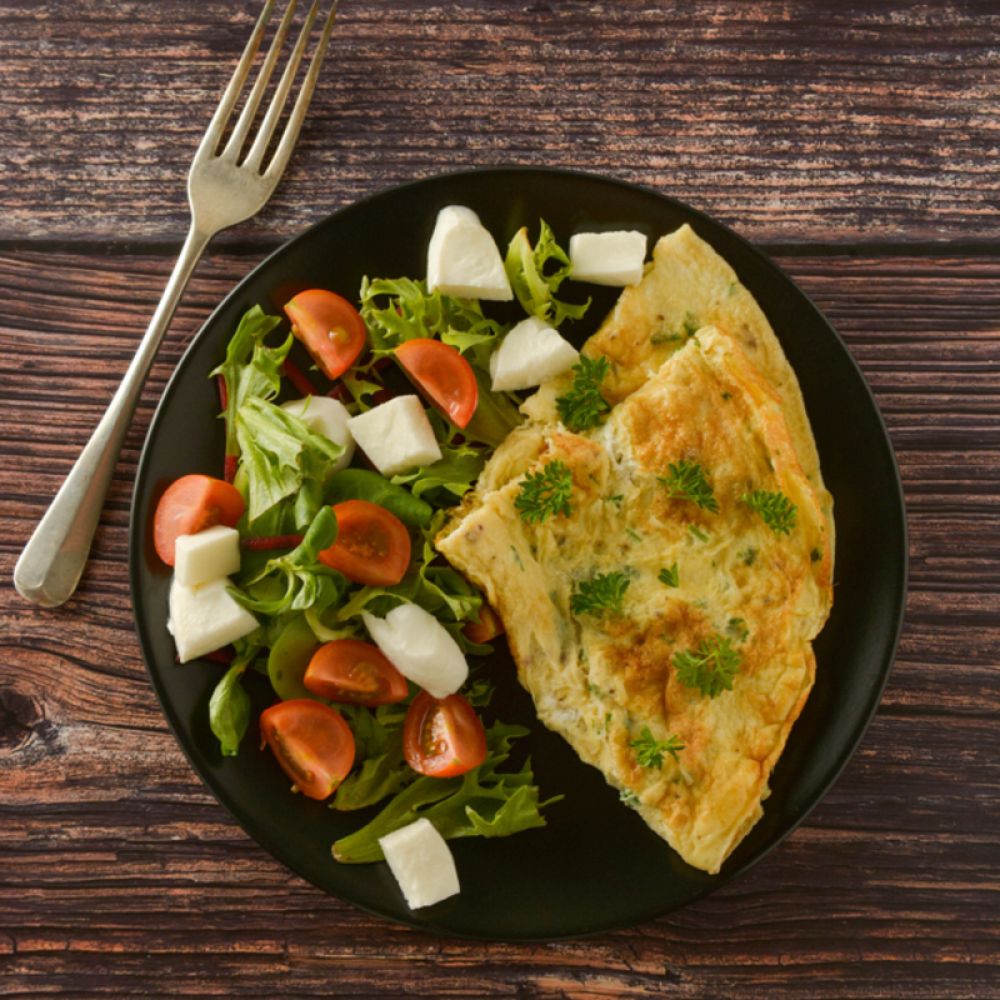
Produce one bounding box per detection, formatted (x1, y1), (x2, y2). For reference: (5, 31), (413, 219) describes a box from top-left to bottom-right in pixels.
(1, 0), (999, 245)
(1, 250), (998, 996)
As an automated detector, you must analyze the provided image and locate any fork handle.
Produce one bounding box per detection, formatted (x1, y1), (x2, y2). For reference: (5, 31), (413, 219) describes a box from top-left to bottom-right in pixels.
(13, 223), (213, 607)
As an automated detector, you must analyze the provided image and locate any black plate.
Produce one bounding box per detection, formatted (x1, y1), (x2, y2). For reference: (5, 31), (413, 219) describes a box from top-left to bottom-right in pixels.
(129, 168), (907, 940)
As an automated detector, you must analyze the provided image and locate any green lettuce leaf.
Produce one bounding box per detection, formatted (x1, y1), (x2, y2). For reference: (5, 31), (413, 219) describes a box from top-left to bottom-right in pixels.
(325, 468), (433, 527)
(210, 305), (288, 461)
(504, 220), (590, 327)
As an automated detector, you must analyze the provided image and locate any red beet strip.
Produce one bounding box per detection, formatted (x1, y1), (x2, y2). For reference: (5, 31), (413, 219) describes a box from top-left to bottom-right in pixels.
(283, 357), (317, 397)
(241, 534), (304, 551)
(223, 453), (238, 484)
(200, 648), (235, 665)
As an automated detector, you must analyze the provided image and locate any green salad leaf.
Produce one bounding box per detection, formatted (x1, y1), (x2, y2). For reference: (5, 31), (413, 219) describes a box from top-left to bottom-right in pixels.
(325, 468), (433, 527)
(504, 220), (590, 327)
(332, 722), (559, 862)
(210, 305), (288, 461)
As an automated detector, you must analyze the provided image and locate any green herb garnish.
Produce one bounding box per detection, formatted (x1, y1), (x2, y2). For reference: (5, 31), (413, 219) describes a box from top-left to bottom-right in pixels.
(570, 571), (630, 617)
(659, 460), (719, 513)
(515, 460), (573, 523)
(556, 355), (611, 432)
(742, 489), (797, 535)
(658, 563), (680, 588)
(673, 634), (741, 698)
(619, 789), (640, 808)
(630, 727), (685, 768)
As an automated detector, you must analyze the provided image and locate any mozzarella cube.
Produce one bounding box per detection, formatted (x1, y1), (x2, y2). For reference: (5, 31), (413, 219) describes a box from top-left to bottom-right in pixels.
(379, 818), (460, 909)
(347, 396), (442, 477)
(174, 525), (241, 587)
(427, 205), (513, 301)
(281, 395), (354, 471)
(489, 316), (579, 392)
(569, 230), (648, 286)
(362, 603), (468, 698)
(167, 576), (258, 663)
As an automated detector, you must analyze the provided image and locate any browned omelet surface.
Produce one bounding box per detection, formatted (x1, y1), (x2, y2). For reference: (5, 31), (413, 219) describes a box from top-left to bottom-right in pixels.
(436, 229), (834, 874)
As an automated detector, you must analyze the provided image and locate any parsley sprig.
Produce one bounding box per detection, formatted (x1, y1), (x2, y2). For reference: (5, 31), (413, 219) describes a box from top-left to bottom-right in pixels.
(630, 727), (685, 768)
(673, 634), (741, 698)
(742, 489), (797, 535)
(570, 571), (630, 617)
(658, 562), (680, 588)
(659, 460), (719, 513)
(556, 355), (610, 432)
(515, 460), (573, 523)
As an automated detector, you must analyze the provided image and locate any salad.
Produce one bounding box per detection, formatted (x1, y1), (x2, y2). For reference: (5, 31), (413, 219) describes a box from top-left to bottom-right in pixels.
(151, 207), (647, 909)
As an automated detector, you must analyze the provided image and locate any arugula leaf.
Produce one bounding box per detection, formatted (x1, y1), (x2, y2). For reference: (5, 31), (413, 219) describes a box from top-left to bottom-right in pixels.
(629, 727), (684, 768)
(504, 220), (590, 327)
(515, 460), (573, 523)
(673, 633), (741, 698)
(556, 354), (611, 432)
(210, 305), (288, 461)
(235, 396), (343, 524)
(332, 722), (559, 862)
(325, 468), (434, 527)
(570, 571), (630, 617)
(232, 507), (347, 617)
(659, 460), (719, 513)
(742, 489), (798, 535)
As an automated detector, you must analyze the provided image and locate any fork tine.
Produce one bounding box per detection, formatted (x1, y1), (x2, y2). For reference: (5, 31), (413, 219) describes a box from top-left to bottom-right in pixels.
(264, 1), (339, 181)
(197, 0), (277, 158)
(222, 0), (299, 160)
(242, 0), (323, 172)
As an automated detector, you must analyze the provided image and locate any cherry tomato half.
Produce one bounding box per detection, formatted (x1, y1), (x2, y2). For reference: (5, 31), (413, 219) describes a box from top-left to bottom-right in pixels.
(403, 691), (487, 778)
(152, 474), (245, 566)
(318, 500), (411, 586)
(259, 699), (355, 800)
(463, 603), (505, 645)
(304, 639), (409, 706)
(394, 338), (479, 429)
(284, 289), (367, 380)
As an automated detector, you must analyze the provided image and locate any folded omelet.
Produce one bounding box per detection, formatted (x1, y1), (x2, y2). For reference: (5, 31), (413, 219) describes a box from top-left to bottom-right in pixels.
(436, 227), (833, 874)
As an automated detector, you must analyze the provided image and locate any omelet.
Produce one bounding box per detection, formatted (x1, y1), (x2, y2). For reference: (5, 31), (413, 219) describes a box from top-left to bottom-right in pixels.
(436, 228), (834, 874)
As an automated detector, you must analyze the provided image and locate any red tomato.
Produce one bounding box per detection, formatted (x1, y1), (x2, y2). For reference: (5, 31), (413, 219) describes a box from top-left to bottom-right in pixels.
(304, 639), (409, 706)
(463, 603), (505, 645)
(394, 338), (478, 429)
(318, 500), (411, 586)
(403, 691), (487, 778)
(284, 289), (366, 380)
(152, 474), (245, 566)
(259, 699), (355, 800)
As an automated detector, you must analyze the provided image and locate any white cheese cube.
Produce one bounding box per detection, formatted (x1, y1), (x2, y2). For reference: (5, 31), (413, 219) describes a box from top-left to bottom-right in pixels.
(379, 818), (460, 910)
(167, 576), (258, 663)
(174, 525), (241, 588)
(347, 396), (442, 477)
(362, 603), (468, 698)
(427, 205), (513, 301)
(281, 396), (355, 471)
(489, 316), (579, 392)
(569, 230), (648, 286)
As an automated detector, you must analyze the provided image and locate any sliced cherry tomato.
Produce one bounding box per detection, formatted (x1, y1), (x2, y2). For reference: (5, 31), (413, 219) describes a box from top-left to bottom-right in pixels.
(318, 500), (411, 586)
(284, 289), (367, 380)
(152, 474), (245, 566)
(403, 691), (487, 778)
(394, 338), (479, 429)
(304, 639), (409, 706)
(463, 603), (505, 645)
(259, 699), (355, 800)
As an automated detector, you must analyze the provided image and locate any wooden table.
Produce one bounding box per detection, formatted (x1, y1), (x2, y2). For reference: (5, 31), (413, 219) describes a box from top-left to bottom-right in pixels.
(2, 2), (998, 996)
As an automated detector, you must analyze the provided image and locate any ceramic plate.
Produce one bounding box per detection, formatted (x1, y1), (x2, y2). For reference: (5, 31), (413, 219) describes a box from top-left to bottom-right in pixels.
(129, 168), (907, 940)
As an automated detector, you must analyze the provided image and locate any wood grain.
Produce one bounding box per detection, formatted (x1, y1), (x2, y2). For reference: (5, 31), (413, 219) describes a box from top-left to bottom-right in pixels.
(1, 0), (999, 246)
(1, 249), (998, 997)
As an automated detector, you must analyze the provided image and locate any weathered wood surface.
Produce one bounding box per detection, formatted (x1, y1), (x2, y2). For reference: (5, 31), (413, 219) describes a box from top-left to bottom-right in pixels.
(1, 0), (999, 246)
(1, 250), (998, 998)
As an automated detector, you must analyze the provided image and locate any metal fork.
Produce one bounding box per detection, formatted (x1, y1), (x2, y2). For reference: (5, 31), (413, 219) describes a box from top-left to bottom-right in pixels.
(14, 0), (338, 608)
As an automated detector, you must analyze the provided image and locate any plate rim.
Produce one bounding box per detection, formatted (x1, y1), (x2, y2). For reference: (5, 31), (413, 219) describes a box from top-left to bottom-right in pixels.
(128, 165), (909, 940)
